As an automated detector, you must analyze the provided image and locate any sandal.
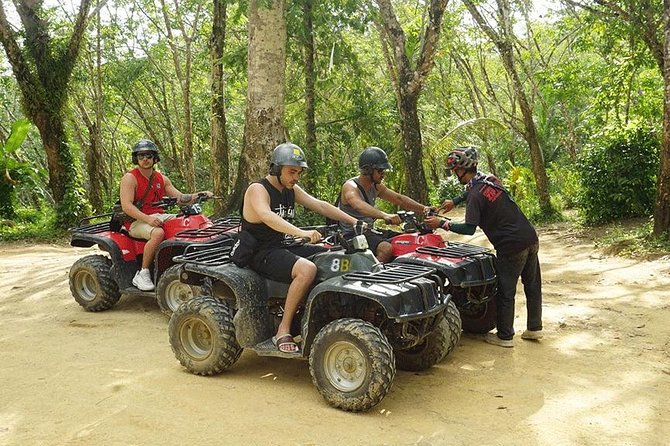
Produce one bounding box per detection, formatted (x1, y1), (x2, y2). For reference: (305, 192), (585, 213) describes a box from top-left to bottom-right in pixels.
(272, 333), (300, 354)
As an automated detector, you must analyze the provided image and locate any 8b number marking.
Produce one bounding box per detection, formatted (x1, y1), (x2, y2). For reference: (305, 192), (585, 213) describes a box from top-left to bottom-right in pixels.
(330, 258), (351, 272)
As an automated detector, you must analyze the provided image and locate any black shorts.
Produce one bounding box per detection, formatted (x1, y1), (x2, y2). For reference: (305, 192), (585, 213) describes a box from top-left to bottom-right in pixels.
(362, 229), (402, 254)
(249, 244), (327, 283)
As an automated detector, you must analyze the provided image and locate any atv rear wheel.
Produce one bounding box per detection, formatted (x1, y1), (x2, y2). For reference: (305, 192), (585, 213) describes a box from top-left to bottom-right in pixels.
(69, 255), (121, 312)
(156, 264), (198, 316)
(309, 318), (395, 412)
(394, 299), (462, 371)
(460, 298), (496, 334)
(169, 295), (242, 375)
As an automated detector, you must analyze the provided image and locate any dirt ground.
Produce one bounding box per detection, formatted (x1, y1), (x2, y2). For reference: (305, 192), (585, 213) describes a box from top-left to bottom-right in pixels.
(1, 217), (669, 446)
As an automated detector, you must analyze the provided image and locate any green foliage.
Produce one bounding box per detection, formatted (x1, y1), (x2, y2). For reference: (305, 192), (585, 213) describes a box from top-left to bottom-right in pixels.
(547, 163), (581, 210)
(577, 125), (659, 225)
(0, 118), (34, 219)
(595, 218), (670, 259)
(0, 206), (66, 242)
(433, 176), (463, 204)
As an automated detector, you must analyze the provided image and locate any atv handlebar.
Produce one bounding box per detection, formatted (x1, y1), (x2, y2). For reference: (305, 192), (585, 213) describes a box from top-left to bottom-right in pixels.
(281, 224), (369, 254)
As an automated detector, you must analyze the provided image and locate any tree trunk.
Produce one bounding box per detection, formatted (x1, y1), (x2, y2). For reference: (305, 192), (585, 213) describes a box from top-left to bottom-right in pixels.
(303, 0), (316, 154)
(0, 0), (92, 227)
(158, 0), (199, 191)
(398, 91), (428, 202)
(501, 48), (551, 209)
(226, 0), (287, 213)
(302, 0), (317, 192)
(654, 1), (670, 237)
(210, 0), (230, 214)
(375, 0), (449, 205)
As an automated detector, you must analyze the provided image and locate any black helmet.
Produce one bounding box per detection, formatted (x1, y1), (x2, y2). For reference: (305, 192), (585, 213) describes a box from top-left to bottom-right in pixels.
(269, 143), (308, 175)
(446, 147), (478, 170)
(359, 146), (392, 174)
(131, 139), (160, 164)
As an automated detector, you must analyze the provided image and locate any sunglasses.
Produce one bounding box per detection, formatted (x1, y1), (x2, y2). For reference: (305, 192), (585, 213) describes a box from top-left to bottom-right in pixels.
(137, 152), (155, 160)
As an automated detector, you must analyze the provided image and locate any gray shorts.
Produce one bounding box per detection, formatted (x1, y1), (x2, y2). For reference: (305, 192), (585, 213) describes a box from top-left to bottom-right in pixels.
(128, 213), (175, 239)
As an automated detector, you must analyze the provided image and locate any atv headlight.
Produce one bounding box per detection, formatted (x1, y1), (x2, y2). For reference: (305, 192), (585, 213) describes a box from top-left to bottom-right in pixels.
(351, 234), (369, 251)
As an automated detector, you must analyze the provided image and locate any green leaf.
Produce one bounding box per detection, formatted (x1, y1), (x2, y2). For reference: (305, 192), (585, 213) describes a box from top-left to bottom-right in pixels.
(3, 118), (32, 155)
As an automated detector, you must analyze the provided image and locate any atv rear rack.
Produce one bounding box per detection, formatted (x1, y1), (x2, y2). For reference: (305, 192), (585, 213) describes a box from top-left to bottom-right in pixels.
(70, 213), (113, 234)
(174, 217), (240, 239)
(343, 263), (437, 284)
(416, 242), (491, 258)
(173, 237), (235, 266)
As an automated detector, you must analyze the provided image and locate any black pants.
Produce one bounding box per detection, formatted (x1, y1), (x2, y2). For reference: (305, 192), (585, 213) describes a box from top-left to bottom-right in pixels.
(494, 242), (543, 340)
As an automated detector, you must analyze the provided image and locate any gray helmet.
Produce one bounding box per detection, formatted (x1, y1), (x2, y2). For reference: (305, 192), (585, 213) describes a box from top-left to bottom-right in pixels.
(269, 143), (308, 175)
(359, 146), (392, 174)
(131, 139), (160, 164)
(446, 147), (478, 170)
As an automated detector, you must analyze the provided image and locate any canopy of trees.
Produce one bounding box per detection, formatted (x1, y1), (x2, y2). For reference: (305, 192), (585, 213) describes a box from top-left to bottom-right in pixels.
(0, 0), (668, 238)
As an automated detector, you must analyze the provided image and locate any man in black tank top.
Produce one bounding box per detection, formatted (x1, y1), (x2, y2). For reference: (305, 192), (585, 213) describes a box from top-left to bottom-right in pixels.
(337, 147), (431, 262)
(237, 143), (358, 354)
(426, 147), (543, 348)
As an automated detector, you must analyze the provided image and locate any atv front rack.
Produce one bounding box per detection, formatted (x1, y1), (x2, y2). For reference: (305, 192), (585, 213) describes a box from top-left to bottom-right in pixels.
(416, 242), (491, 258)
(173, 237), (235, 266)
(343, 263), (437, 284)
(174, 217), (240, 239)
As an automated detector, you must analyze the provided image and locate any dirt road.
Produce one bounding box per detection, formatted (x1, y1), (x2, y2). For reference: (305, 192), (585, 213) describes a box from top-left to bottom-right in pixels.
(1, 221), (669, 446)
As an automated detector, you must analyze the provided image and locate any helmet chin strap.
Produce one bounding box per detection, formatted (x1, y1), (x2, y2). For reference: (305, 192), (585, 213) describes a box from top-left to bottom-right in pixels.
(276, 167), (284, 188)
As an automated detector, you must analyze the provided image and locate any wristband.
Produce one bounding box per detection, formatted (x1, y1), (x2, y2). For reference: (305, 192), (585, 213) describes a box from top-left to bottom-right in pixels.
(452, 195), (464, 206)
(440, 219), (449, 231)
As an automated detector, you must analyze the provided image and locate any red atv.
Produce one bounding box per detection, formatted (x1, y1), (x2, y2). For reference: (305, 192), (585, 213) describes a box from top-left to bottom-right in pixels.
(68, 195), (239, 315)
(389, 211), (498, 334)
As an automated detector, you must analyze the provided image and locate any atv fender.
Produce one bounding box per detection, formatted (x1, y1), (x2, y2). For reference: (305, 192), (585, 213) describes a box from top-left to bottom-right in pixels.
(179, 262), (280, 348)
(70, 232), (140, 288)
(301, 275), (448, 354)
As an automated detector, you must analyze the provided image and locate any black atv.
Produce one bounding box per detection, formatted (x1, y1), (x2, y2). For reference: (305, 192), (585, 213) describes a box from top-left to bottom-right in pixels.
(68, 195), (239, 315)
(390, 210), (498, 334)
(168, 226), (462, 412)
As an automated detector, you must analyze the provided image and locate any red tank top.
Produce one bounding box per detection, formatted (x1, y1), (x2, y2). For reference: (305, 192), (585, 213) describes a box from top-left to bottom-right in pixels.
(129, 168), (166, 215)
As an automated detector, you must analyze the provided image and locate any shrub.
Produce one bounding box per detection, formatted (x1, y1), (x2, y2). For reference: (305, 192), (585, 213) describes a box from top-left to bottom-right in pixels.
(577, 125), (659, 225)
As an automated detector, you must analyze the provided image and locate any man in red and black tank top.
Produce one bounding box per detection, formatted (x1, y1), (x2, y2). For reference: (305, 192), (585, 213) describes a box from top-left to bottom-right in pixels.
(119, 139), (212, 291)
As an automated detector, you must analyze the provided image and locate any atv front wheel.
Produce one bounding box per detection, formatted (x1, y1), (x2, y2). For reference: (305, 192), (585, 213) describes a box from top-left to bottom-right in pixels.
(309, 318), (395, 412)
(69, 255), (121, 312)
(156, 264), (198, 316)
(169, 295), (242, 375)
(394, 299), (462, 371)
(460, 298), (496, 334)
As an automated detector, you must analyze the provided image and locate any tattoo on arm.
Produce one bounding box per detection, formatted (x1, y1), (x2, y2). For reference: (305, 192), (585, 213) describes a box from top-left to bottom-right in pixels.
(179, 194), (193, 204)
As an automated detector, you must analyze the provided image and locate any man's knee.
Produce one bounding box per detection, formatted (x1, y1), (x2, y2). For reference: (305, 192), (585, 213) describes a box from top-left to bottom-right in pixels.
(292, 259), (317, 282)
(150, 227), (165, 242)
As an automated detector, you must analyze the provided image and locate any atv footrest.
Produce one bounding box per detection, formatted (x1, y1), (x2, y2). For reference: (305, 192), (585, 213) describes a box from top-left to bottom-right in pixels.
(416, 243), (491, 258)
(343, 264), (436, 284)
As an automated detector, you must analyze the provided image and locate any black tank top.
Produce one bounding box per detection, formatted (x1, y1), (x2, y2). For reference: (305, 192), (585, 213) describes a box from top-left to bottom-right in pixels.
(241, 177), (296, 248)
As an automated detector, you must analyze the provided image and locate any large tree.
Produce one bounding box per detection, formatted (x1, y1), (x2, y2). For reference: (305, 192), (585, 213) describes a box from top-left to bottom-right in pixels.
(375, 0), (450, 203)
(210, 0), (230, 213)
(0, 0), (93, 227)
(462, 0), (553, 215)
(225, 0), (287, 212)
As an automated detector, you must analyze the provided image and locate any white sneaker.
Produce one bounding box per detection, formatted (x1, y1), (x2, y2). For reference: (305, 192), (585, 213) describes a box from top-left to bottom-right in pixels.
(132, 270), (155, 291)
(484, 333), (514, 348)
(521, 330), (543, 340)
